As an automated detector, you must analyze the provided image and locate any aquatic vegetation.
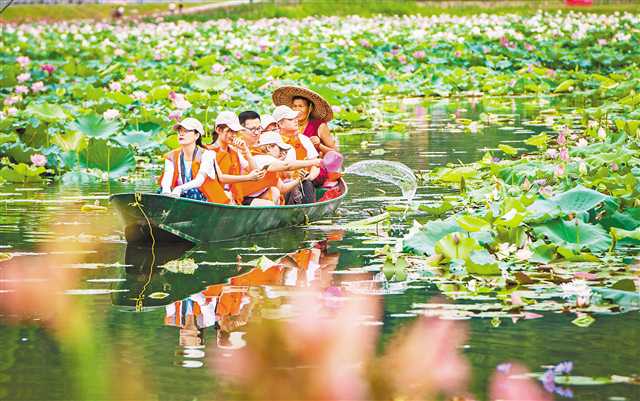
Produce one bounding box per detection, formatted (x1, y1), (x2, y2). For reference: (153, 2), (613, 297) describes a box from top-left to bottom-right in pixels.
(2, 11), (640, 180)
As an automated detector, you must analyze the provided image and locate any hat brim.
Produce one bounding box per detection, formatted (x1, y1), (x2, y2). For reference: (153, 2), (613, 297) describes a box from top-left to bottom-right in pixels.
(272, 86), (334, 122)
(217, 122), (245, 132)
(260, 141), (291, 150)
(173, 123), (203, 135)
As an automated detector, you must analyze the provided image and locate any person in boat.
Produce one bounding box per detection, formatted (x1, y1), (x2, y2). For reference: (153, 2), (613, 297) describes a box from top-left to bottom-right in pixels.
(164, 116), (266, 204)
(238, 110), (262, 150)
(260, 115), (278, 133)
(272, 86), (337, 156)
(160, 117), (213, 201)
(273, 105), (324, 203)
(206, 111), (261, 204)
(237, 131), (323, 206)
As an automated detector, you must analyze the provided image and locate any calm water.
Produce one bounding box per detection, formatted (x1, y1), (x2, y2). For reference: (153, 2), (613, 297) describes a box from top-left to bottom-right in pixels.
(1, 96), (638, 401)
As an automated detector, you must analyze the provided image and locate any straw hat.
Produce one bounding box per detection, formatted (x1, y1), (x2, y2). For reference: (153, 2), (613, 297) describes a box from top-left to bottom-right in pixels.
(272, 86), (334, 122)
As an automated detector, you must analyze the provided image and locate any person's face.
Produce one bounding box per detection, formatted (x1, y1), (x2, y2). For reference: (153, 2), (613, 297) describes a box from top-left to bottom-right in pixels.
(216, 125), (237, 145)
(278, 117), (298, 133)
(292, 98), (310, 121)
(177, 126), (199, 146)
(241, 119), (261, 147)
(266, 144), (286, 159)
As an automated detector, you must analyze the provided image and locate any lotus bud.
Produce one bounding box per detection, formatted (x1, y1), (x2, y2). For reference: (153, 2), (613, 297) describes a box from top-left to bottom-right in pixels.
(597, 127), (606, 140)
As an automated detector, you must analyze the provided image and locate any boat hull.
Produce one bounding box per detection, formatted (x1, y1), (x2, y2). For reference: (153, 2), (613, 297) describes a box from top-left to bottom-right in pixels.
(109, 180), (347, 244)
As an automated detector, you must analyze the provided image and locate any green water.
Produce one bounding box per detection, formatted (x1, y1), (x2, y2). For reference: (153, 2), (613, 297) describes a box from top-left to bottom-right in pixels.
(1, 96), (638, 401)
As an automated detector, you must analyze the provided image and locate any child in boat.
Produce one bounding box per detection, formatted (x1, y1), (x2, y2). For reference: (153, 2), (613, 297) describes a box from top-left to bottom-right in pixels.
(237, 131), (322, 206)
(163, 116), (265, 204)
(160, 117), (216, 201)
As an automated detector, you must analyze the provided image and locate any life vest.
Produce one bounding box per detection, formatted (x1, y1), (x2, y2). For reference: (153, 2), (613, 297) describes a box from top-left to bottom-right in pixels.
(235, 170), (280, 200)
(229, 265), (285, 286)
(283, 134), (308, 161)
(208, 143), (244, 204)
(160, 148), (230, 204)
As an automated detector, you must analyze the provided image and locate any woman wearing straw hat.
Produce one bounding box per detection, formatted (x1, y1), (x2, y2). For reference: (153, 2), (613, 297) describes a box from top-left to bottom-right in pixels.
(272, 86), (337, 156)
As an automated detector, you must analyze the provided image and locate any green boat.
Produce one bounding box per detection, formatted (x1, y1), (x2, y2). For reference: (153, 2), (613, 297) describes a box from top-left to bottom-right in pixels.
(109, 179), (348, 244)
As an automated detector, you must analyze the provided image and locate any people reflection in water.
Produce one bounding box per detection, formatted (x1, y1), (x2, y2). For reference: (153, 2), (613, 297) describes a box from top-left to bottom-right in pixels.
(164, 238), (342, 348)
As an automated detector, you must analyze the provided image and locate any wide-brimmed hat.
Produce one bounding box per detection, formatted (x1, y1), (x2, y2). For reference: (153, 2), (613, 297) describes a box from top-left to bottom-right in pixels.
(174, 117), (204, 136)
(215, 111), (244, 132)
(257, 131), (291, 150)
(272, 86), (334, 122)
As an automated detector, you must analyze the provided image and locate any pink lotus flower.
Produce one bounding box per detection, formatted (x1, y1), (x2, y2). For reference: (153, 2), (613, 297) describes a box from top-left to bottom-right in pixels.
(398, 54), (407, 64)
(222, 55), (230, 63)
(132, 90), (147, 100)
(16, 56), (30, 67)
(454, 50), (462, 58)
(490, 363), (551, 401)
(172, 93), (191, 110)
(109, 81), (121, 92)
(168, 110), (181, 121)
(31, 81), (45, 93)
(153, 52), (163, 61)
(114, 48), (125, 57)
(554, 164), (565, 177)
(559, 147), (569, 162)
(525, 43), (534, 51)
(359, 39), (371, 48)
(15, 85), (29, 95)
(211, 63), (226, 74)
(41, 64), (55, 74)
(103, 109), (120, 120)
(610, 162), (619, 171)
(413, 50), (426, 59)
(598, 38), (607, 46)
(17, 73), (31, 83)
(123, 74), (137, 84)
(30, 153), (47, 167)
(7, 107), (18, 116)
(4, 96), (19, 106)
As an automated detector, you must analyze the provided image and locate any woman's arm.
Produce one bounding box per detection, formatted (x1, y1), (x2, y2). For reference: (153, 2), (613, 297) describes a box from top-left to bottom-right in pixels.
(161, 159), (175, 194)
(278, 177), (301, 194)
(317, 123), (336, 154)
(305, 165), (321, 182)
(267, 158), (321, 172)
(172, 173), (205, 195)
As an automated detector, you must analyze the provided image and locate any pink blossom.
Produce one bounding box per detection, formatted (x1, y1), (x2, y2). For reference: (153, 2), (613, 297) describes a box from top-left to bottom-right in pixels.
(41, 64), (56, 74)
(103, 109), (120, 120)
(132, 90), (147, 100)
(108, 81), (121, 92)
(554, 164), (565, 177)
(222, 55), (230, 63)
(398, 54), (407, 64)
(210, 63), (226, 74)
(31, 81), (45, 92)
(610, 162), (619, 171)
(559, 148), (569, 162)
(525, 43), (534, 51)
(527, 64), (534, 73)
(412, 50), (426, 59)
(546, 148), (558, 159)
(153, 52), (163, 61)
(17, 73), (31, 83)
(168, 91), (177, 101)
(15, 85), (29, 95)
(454, 50), (462, 58)
(172, 93), (191, 110)
(499, 36), (510, 47)
(577, 137), (588, 147)
(546, 68), (556, 77)
(30, 153), (47, 167)
(391, 47), (400, 56)
(123, 74), (137, 84)
(234, 51), (242, 59)
(4, 96), (19, 106)
(168, 110), (181, 121)
(598, 38), (607, 46)
(7, 107), (18, 116)
(114, 48), (125, 57)
(16, 56), (30, 68)
(359, 39), (371, 48)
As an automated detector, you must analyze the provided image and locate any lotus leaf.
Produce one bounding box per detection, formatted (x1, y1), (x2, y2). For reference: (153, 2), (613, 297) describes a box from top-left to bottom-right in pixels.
(435, 233), (483, 262)
(533, 219), (611, 252)
(78, 139), (136, 178)
(25, 103), (67, 122)
(69, 114), (121, 139)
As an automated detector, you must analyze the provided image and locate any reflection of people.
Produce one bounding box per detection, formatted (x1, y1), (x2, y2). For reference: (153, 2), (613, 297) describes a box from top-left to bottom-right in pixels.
(164, 235), (343, 348)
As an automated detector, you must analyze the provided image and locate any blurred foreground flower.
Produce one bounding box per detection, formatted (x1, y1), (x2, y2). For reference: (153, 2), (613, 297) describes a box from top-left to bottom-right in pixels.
(490, 363), (552, 401)
(210, 292), (470, 400)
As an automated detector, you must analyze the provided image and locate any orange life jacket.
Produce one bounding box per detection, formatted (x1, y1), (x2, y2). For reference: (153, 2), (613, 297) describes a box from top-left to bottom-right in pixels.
(283, 134), (308, 161)
(235, 170), (279, 199)
(159, 148), (230, 204)
(208, 143), (244, 204)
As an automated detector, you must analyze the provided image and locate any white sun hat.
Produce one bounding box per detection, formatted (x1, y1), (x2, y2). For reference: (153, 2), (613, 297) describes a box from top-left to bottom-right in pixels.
(260, 114), (277, 130)
(272, 105), (299, 123)
(215, 111), (244, 132)
(174, 117), (204, 135)
(257, 131), (292, 150)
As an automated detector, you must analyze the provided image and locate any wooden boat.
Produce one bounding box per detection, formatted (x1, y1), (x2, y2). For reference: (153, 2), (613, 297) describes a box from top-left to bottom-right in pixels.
(109, 179), (347, 244)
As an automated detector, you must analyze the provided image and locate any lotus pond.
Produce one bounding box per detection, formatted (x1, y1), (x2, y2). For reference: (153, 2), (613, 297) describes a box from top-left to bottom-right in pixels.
(1, 10), (640, 401)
